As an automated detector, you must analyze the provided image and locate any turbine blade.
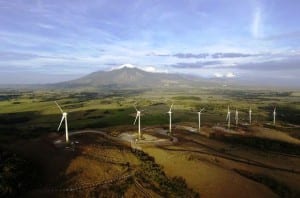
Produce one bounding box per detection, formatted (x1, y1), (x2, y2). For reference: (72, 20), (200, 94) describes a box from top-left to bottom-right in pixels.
(58, 115), (65, 131)
(226, 113), (229, 121)
(134, 105), (138, 112)
(133, 114), (138, 125)
(169, 104), (173, 112)
(200, 108), (205, 112)
(55, 101), (64, 114)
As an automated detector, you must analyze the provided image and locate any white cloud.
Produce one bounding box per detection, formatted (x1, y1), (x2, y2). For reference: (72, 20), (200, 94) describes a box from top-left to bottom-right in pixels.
(143, 66), (156, 72)
(213, 72), (236, 78)
(214, 73), (224, 78)
(117, 63), (135, 69)
(36, 23), (55, 29)
(252, 6), (262, 38)
(226, 72), (236, 78)
(111, 64), (169, 73)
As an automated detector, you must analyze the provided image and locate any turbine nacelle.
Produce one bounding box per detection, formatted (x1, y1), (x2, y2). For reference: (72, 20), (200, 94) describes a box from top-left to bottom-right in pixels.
(198, 108), (205, 114)
(167, 104), (173, 114)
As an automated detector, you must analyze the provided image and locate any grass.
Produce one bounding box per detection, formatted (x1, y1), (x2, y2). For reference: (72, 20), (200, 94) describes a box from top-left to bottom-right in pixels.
(0, 88), (299, 141)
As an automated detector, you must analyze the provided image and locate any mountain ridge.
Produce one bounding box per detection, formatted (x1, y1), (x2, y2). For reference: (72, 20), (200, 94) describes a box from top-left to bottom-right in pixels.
(53, 66), (214, 89)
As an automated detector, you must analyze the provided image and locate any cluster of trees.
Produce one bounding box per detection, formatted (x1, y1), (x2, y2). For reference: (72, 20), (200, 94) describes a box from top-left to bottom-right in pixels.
(134, 150), (199, 197)
(0, 150), (38, 197)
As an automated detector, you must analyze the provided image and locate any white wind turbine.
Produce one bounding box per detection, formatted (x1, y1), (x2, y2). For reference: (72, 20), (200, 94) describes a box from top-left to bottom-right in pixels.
(167, 104), (173, 135)
(197, 108), (205, 132)
(226, 106), (231, 129)
(235, 109), (239, 126)
(249, 107), (252, 125)
(55, 101), (69, 143)
(273, 107), (276, 125)
(133, 105), (142, 140)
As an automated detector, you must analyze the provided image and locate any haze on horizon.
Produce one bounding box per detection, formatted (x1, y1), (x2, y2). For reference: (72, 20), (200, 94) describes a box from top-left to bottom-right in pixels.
(0, 0), (299, 86)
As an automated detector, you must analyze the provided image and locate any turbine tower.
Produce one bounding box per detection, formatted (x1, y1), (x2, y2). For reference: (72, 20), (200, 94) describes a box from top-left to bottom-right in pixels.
(133, 106), (142, 140)
(167, 104), (173, 135)
(197, 108), (205, 132)
(226, 106), (231, 129)
(55, 101), (69, 143)
(249, 107), (252, 125)
(235, 109), (239, 126)
(273, 107), (276, 125)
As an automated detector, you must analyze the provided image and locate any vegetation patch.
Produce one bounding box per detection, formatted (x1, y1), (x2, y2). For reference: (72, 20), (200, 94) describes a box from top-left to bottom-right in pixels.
(0, 150), (39, 197)
(213, 134), (300, 155)
(134, 150), (199, 197)
(234, 169), (300, 198)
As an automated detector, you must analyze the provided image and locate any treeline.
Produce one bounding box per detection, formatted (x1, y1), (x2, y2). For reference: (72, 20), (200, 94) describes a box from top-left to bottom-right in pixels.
(134, 150), (199, 197)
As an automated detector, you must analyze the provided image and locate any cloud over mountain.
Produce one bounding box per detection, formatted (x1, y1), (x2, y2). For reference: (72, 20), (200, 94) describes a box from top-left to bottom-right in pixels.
(151, 52), (260, 59)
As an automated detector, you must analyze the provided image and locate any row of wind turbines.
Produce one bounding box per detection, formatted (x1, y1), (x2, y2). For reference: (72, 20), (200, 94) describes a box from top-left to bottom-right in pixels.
(225, 106), (277, 128)
(54, 101), (277, 143)
(134, 104), (278, 140)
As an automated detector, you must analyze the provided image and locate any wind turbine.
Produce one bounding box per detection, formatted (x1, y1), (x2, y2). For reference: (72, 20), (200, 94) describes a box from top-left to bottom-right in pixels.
(249, 107), (252, 125)
(226, 106), (231, 129)
(167, 104), (173, 135)
(273, 107), (276, 125)
(133, 105), (142, 140)
(235, 109), (239, 126)
(55, 101), (69, 143)
(197, 108), (205, 132)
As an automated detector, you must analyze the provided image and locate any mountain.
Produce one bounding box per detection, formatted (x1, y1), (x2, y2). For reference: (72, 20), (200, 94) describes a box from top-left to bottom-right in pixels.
(53, 67), (214, 89)
(2, 66), (294, 90)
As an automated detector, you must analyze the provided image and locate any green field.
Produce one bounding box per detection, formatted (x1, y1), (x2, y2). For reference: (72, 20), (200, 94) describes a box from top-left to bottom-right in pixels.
(0, 88), (299, 141)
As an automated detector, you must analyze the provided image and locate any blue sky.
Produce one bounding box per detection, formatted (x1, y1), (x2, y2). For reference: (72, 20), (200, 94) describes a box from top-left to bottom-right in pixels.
(0, 0), (300, 84)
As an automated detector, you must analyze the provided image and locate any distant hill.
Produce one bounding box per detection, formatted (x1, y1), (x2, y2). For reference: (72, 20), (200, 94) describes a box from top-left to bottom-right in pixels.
(2, 66), (296, 90)
(53, 67), (217, 89)
(0, 64), (300, 91)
